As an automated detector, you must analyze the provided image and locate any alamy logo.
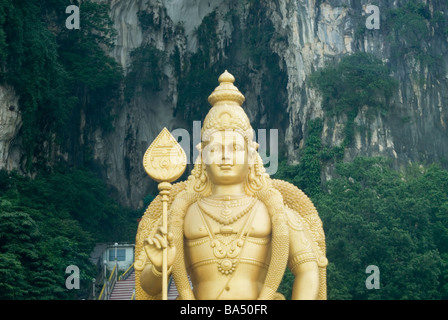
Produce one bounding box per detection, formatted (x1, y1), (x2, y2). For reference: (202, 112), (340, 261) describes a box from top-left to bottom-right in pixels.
(66, 5), (80, 30)
(65, 265), (80, 290)
(365, 5), (380, 30)
(365, 265), (380, 289)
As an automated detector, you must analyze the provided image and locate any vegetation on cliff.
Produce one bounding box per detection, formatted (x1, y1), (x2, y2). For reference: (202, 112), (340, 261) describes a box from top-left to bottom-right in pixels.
(275, 157), (448, 300)
(309, 52), (398, 148)
(0, 168), (139, 299)
(0, 0), (133, 300)
(0, 0), (122, 169)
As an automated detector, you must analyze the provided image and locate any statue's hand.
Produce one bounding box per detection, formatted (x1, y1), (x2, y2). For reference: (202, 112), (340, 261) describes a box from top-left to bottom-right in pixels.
(143, 227), (176, 272)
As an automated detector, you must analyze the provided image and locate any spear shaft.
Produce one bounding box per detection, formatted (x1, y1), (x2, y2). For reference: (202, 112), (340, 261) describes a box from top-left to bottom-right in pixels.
(159, 182), (172, 300)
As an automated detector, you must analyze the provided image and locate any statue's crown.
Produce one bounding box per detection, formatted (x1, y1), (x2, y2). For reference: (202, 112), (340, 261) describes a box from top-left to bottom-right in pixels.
(207, 70), (245, 107)
(201, 71), (252, 141)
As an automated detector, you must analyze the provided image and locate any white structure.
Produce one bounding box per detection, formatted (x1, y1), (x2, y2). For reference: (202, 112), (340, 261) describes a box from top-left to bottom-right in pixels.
(92, 243), (135, 272)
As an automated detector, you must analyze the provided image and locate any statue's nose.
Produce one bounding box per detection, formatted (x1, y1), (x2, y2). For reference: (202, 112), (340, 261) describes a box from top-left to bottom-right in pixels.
(221, 146), (233, 162)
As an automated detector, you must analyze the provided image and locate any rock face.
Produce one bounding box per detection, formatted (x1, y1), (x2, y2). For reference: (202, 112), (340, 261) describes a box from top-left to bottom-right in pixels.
(0, 85), (22, 171)
(87, 0), (238, 207)
(83, 0), (448, 207)
(1, 0), (447, 208)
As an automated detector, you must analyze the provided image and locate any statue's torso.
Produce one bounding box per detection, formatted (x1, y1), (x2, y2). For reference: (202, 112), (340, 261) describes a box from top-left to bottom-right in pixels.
(183, 195), (271, 300)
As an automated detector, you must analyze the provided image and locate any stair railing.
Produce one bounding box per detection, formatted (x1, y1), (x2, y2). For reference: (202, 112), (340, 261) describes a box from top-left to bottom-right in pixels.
(119, 263), (134, 281)
(98, 264), (118, 300)
(131, 288), (136, 300)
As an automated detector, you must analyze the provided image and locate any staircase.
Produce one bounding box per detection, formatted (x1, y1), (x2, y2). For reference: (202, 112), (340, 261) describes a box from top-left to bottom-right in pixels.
(168, 275), (193, 300)
(168, 277), (179, 300)
(109, 271), (135, 300)
(107, 270), (188, 300)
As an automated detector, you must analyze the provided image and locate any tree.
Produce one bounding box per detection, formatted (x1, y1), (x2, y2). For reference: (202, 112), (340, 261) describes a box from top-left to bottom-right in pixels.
(316, 158), (446, 299)
(274, 157), (448, 299)
(0, 169), (139, 299)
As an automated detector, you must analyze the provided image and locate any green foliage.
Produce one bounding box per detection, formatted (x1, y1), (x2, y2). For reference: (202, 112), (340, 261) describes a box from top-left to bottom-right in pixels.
(195, 11), (220, 66)
(274, 119), (323, 198)
(1, 0), (74, 165)
(0, 0), (8, 61)
(137, 10), (158, 31)
(125, 45), (165, 101)
(310, 52), (398, 146)
(6, 168), (139, 242)
(274, 118), (343, 198)
(243, 0), (276, 67)
(137, 5), (169, 32)
(310, 52), (397, 116)
(0, 0), (122, 168)
(384, 1), (446, 67)
(56, 1), (123, 132)
(274, 157), (448, 299)
(318, 158), (448, 299)
(175, 10), (226, 122)
(0, 168), (139, 299)
(174, 5), (287, 127)
(233, 1), (289, 121)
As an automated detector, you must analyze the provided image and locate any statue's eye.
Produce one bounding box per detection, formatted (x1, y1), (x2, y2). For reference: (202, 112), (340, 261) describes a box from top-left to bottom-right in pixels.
(210, 145), (221, 152)
(234, 144), (244, 151)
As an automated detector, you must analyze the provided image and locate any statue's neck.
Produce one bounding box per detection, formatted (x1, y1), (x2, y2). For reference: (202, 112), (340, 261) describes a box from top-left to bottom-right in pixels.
(210, 183), (246, 198)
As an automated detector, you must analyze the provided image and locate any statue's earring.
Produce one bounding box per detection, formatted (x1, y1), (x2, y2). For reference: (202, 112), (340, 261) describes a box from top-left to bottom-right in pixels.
(194, 143), (203, 178)
(247, 141), (258, 165)
(193, 143), (210, 194)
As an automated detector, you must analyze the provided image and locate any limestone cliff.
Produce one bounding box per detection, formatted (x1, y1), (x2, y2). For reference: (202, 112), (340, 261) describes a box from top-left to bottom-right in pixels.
(1, 0), (447, 208)
(0, 85), (21, 171)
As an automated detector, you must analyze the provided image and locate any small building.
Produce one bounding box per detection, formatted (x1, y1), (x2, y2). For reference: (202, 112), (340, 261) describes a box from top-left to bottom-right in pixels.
(91, 243), (135, 272)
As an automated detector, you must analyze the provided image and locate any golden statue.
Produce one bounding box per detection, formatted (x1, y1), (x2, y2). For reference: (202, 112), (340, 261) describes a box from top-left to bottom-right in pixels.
(134, 71), (328, 300)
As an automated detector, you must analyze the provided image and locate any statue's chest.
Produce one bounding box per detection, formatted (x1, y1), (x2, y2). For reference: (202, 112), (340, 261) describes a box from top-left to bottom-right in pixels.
(184, 200), (271, 240)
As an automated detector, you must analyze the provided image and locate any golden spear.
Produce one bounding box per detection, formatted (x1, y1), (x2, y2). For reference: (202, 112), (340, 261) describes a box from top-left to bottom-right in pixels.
(142, 127), (187, 300)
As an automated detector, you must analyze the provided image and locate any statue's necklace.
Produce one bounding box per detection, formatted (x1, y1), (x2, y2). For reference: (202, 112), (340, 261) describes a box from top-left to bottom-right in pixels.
(197, 196), (257, 225)
(197, 201), (259, 275)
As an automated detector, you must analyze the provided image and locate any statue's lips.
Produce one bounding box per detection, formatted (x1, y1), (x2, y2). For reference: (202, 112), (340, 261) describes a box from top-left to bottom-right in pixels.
(218, 164), (233, 170)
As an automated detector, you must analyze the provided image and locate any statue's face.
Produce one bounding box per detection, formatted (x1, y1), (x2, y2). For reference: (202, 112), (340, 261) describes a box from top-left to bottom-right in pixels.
(203, 130), (249, 186)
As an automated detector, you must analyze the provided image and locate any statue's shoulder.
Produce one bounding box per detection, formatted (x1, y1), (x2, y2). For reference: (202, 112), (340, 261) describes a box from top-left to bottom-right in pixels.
(271, 179), (321, 224)
(283, 205), (306, 231)
(254, 196), (269, 212)
(271, 178), (327, 261)
(184, 197), (200, 221)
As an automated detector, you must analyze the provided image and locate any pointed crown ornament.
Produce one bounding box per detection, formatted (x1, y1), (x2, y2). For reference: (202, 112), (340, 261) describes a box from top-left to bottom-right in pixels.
(207, 70), (245, 107)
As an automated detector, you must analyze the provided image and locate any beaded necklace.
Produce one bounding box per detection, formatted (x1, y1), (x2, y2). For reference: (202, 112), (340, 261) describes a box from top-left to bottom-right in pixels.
(197, 196), (258, 225)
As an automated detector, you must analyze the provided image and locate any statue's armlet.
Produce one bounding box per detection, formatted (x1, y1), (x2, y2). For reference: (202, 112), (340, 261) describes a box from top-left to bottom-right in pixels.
(285, 208), (318, 273)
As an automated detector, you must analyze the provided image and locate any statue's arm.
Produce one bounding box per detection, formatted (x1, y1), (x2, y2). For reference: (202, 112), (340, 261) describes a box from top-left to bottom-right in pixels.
(286, 208), (320, 300)
(291, 260), (319, 300)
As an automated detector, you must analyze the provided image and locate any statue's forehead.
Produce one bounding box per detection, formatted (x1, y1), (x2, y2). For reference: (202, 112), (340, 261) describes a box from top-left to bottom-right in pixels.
(203, 130), (246, 143)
